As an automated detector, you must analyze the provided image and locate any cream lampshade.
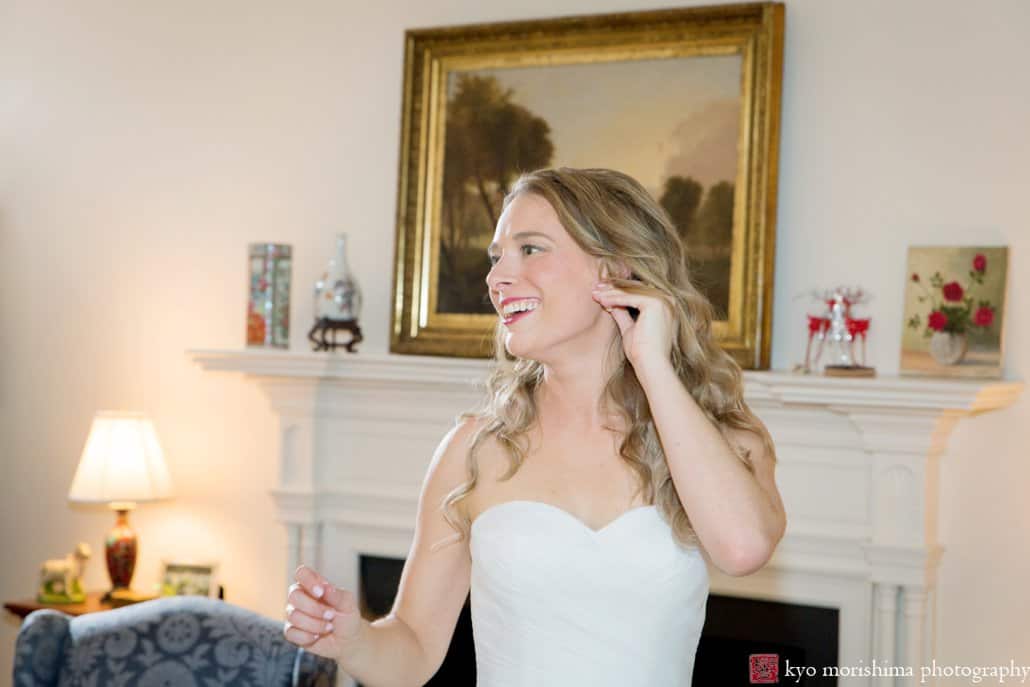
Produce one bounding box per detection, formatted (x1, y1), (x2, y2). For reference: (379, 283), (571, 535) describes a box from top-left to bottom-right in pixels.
(68, 411), (174, 598)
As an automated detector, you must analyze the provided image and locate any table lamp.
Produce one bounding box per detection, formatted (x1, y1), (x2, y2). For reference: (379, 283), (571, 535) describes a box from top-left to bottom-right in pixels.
(67, 411), (174, 600)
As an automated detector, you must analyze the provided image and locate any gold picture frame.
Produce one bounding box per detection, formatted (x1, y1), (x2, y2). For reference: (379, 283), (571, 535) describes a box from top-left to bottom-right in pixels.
(390, 2), (784, 368)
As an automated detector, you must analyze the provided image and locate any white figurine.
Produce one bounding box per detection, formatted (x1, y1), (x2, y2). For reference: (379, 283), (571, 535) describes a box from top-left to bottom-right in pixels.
(38, 542), (92, 603)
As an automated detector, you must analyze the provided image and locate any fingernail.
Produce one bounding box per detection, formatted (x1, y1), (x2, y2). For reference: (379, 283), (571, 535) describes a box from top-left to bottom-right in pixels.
(323, 609), (335, 620)
(312, 585), (324, 598)
(325, 622), (334, 633)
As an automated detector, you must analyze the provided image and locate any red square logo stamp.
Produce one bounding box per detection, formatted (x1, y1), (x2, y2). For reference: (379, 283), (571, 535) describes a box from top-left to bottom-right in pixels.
(749, 653), (779, 683)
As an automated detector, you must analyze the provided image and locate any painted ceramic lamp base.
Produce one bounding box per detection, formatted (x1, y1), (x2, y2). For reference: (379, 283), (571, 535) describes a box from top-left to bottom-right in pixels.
(104, 508), (138, 599)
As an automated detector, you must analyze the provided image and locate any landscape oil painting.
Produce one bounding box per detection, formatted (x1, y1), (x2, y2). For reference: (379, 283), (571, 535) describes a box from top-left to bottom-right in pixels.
(438, 55), (742, 322)
(391, 3), (784, 366)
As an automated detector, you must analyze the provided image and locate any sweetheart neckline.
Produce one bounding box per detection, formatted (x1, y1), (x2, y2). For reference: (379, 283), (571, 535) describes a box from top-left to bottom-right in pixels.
(470, 499), (658, 537)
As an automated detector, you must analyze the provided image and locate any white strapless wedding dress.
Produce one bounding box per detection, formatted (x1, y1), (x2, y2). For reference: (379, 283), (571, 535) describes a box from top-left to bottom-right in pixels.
(469, 500), (709, 686)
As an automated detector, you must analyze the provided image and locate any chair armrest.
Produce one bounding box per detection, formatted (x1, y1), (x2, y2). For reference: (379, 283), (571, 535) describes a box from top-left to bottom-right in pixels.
(13, 609), (72, 687)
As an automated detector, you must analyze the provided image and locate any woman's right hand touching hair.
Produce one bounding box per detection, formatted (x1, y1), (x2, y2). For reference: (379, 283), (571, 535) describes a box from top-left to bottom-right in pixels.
(284, 564), (366, 661)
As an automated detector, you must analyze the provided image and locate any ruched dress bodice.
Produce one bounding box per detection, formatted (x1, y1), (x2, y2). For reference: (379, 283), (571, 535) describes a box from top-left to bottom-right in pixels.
(469, 500), (709, 686)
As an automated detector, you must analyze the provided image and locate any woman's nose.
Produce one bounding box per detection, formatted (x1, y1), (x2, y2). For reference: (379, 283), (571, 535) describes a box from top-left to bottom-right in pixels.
(487, 274), (512, 301)
(486, 257), (516, 289)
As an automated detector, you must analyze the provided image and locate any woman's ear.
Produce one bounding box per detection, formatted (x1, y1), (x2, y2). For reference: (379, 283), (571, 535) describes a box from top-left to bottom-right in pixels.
(598, 260), (632, 281)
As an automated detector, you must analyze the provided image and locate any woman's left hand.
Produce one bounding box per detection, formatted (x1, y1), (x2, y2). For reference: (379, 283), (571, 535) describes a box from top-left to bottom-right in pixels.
(591, 279), (675, 372)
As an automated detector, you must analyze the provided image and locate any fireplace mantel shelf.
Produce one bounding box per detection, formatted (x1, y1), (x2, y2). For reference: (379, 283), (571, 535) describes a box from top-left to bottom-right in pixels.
(188, 347), (1023, 414)
(190, 347), (1022, 687)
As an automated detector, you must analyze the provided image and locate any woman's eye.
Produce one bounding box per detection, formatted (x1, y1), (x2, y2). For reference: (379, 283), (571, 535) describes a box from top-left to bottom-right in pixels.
(488, 245), (540, 265)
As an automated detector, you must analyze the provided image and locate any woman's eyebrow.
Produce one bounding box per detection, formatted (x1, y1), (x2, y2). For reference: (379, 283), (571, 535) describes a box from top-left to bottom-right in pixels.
(487, 231), (553, 254)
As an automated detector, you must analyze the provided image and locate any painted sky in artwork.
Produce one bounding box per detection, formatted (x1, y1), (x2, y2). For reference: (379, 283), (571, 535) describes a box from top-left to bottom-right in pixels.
(454, 54), (743, 200)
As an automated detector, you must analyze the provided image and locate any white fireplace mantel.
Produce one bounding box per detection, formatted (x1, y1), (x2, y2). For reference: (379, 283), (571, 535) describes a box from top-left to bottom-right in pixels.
(190, 348), (1022, 687)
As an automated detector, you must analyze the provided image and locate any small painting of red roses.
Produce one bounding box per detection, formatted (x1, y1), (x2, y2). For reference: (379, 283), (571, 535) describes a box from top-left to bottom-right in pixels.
(901, 245), (1008, 378)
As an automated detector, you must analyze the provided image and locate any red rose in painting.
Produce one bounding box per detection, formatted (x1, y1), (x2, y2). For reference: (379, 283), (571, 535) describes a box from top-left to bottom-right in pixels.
(974, 306), (994, 327)
(907, 249), (999, 338)
(927, 311), (948, 331)
(942, 281), (964, 302)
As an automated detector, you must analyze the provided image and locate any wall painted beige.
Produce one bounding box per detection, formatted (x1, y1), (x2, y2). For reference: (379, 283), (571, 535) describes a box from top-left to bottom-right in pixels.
(2, 0), (1027, 681)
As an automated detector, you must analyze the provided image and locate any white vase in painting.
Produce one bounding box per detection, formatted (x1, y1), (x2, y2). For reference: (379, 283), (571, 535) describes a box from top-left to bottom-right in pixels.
(929, 331), (967, 366)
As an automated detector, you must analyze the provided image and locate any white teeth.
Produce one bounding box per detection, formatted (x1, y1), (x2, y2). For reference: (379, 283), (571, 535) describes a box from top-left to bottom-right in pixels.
(502, 300), (539, 317)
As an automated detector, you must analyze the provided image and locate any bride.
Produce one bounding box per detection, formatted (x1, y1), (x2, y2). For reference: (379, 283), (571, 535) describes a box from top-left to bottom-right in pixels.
(284, 167), (786, 685)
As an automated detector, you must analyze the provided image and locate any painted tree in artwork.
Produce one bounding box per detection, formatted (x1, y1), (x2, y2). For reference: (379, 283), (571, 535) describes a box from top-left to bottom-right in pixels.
(694, 181), (735, 257)
(439, 74), (554, 313)
(660, 176), (735, 320)
(660, 176), (704, 240)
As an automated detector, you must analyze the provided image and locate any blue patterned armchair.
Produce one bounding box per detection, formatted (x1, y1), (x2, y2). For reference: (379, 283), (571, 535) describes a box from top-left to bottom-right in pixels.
(13, 595), (338, 686)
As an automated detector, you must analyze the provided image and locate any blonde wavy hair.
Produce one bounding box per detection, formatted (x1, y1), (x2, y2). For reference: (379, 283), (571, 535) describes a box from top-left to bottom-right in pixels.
(435, 166), (775, 552)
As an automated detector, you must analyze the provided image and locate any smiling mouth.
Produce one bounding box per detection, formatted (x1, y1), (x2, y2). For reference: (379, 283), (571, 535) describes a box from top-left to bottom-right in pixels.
(502, 308), (536, 326)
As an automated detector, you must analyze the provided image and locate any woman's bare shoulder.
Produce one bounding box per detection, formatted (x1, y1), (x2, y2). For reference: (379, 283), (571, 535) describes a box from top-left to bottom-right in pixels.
(431, 416), (500, 481)
(450, 414), (492, 448)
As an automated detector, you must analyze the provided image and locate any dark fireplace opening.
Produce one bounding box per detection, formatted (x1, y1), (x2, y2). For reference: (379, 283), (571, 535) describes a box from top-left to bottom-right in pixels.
(358, 555), (476, 686)
(358, 555), (839, 686)
(695, 594), (839, 686)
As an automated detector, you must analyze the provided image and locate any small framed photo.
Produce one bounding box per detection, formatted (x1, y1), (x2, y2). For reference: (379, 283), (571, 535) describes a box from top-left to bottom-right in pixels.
(159, 560), (220, 598)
